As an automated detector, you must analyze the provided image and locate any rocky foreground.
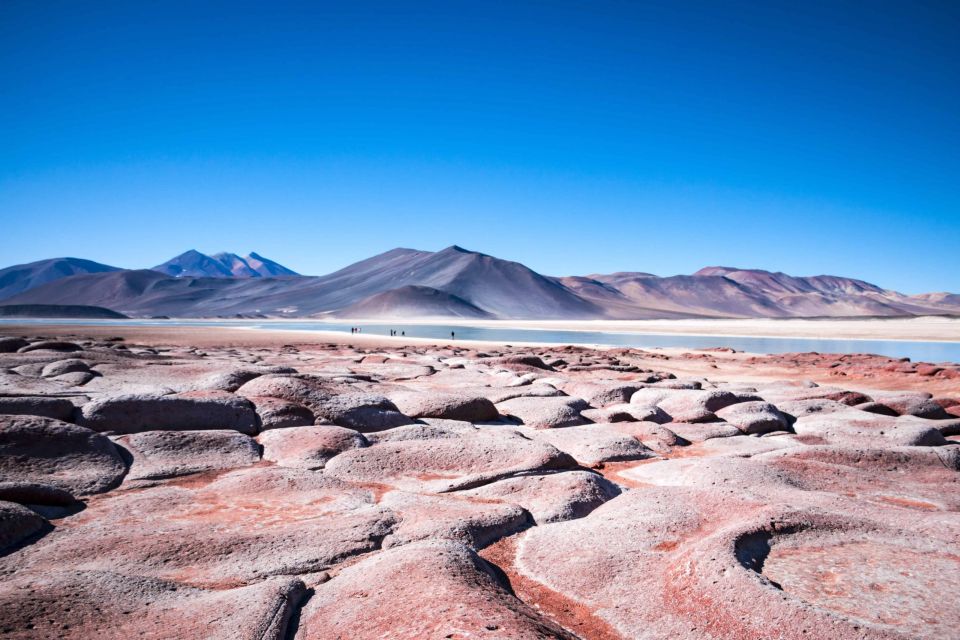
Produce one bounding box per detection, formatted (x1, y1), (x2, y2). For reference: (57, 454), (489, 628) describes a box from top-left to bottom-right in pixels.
(0, 328), (958, 639)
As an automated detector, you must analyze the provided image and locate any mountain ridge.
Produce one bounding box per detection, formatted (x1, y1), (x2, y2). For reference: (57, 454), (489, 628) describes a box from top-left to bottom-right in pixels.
(1, 247), (957, 320)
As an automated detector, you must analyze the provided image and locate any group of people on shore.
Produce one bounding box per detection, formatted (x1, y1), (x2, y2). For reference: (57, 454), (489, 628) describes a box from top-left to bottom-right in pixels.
(348, 327), (455, 340)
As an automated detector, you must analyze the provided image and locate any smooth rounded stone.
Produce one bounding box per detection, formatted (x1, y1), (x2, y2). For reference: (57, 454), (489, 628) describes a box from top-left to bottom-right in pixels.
(483, 384), (566, 404)
(603, 421), (688, 453)
(379, 490), (531, 549)
(0, 500), (46, 551)
(17, 340), (83, 353)
(4, 467), (397, 584)
(247, 395), (315, 430)
(311, 392), (414, 431)
(0, 337), (29, 353)
(715, 401), (790, 435)
(495, 396), (590, 429)
(0, 396), (76, 421)
(235, 373), (326, 402)
(78, 391), (259, 435)
(365, 419), (479, 444)
(793, 410), (948, 447)
(0, 415), (125, 495)
(40, 358), (90, 378)
(487, 354), (555, 371)
(194, 368), (266, 392)
(695, 433), (801, 457)
(0, 481), (76, 506)
(258, 425), (367, 470)
(521, 424), (655, 467)
(0, 570), (306, 640)
(50, 370), (98, 386)
(459, 470), (621, 524)
(390, 391), (498, 422)
(630, 388), (759, 423)
(298, 540), (575, 640)
(563, 382), (644, 408)
(115, 430), (261, 481)
(324, 429), (576, 492)
(665, 421), (742, 442)
(872, 393), (952, 419)
(854, 401), (900, 417)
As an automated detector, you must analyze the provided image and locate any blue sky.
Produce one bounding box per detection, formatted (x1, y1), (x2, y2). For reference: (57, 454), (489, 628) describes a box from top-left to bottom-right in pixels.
(1, 0), (957, 293)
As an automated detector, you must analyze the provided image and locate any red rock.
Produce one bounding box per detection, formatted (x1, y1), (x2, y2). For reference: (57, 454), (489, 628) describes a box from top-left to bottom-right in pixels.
(0, 570), (305, 639)
(390, 390), (498, 422)
(715, 401), (790, 434)
(257, 425), (367, 469)
(0, 415), (125, 495)
(496, 396), (590, 429)
(298, 540), (574, 639)
(0, 500), (45, 552)
(115, 429), (260, 481)
(79, 392), (258, 435)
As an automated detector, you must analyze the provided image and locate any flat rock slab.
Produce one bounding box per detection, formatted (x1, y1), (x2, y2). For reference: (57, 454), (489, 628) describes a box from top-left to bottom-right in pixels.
(0, 570), (305, 640)
(257, 425), (367, 469)
(2, 467), (396, 585)
(115, 429), (261, 481)
(298, 540), (575, 640)
(0, 415), (125, 496)
(79, 391), (259, 435)
(324, 429), (576, 492)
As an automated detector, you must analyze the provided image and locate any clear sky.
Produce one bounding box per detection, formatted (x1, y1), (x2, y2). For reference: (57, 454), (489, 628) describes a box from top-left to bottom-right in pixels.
(1, 0), (958, 293)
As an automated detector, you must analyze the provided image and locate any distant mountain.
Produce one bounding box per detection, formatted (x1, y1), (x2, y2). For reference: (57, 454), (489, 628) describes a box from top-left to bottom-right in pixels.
(0, 257), (122, 300)
(2, 248), (958, 319)
(152, 250), (298, 278)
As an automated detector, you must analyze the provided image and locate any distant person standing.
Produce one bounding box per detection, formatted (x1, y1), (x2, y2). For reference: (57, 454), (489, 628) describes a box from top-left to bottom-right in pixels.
(450, 331), (455, 340)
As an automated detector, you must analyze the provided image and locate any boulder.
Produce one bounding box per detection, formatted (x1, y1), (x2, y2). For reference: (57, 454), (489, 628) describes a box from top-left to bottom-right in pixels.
(115, 429), (261, 481)
(0, 570), (306, 640)
(630, 388), (760, 423)
(715, 401), (790, 435)
(522, 424), (655, 467)
(298, 540), (575, 640)
(391, 391), (498, 422)
(496, 396), (590, 429)
(0, 337), (29, 353)
(40, 359), (90, 378)
(0, 500), (46, 551)
(258, 425), (367, 469)
(246, 395), (314, 430)
(0, 481), (76, 506)
(460, 470), (621, 523)
(79, 391), (259, 435)
(18, 340), (83, 353)
(324, 429), (576, 492)
(0, 415), (125, 495)
(0, 396), (76, 421)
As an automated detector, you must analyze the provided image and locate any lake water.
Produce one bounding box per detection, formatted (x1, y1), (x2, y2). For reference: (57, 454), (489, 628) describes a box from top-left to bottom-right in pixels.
(3, 318), (960, 364)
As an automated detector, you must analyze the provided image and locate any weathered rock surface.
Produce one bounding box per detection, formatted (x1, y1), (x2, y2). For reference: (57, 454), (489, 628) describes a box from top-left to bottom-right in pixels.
(0, 415), (125, 495)
(715, 400), (791, 434)
(115, 429), (260, 481)
(258, 425), (367, 469)
(0, 570), (306, 639)
(391, 390), (499, 421)
(298, 540), (575, 639)
(0, 500), (45, 551)
(0, 396), (76, 421)
(496, 396), (590, 429)
(79, 391), (259, 434)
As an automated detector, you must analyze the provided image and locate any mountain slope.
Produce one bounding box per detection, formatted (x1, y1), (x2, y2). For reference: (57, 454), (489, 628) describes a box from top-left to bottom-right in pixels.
(0, 257), (122, 300)
(3, 248), (958, 319)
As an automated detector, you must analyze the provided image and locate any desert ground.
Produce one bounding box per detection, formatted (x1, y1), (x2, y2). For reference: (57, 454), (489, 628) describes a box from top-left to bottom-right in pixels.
(0, 324), (958, 639)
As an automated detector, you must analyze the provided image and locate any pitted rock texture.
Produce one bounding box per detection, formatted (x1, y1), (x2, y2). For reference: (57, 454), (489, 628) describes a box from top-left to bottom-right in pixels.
(0, 331), (958, 640)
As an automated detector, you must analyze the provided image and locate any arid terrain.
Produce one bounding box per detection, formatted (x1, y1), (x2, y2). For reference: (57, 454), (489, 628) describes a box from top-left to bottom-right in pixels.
(1, 324), (958, 639)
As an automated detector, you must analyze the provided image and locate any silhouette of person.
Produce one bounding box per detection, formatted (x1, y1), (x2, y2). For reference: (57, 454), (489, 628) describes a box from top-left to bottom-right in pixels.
(401, 331), (405, 336)
(450, 331), (455, 340)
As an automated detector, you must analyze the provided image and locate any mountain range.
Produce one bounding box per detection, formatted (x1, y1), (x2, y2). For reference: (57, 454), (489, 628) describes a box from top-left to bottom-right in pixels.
(1, 246), (957, 320)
